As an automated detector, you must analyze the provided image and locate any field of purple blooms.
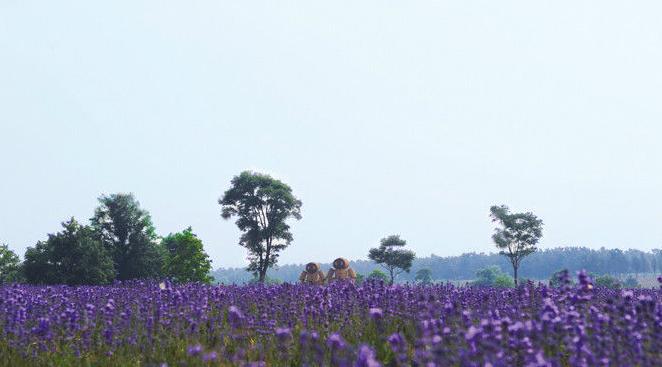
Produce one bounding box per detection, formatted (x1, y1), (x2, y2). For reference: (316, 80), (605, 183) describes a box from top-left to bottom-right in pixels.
(1, 272), (661, 367)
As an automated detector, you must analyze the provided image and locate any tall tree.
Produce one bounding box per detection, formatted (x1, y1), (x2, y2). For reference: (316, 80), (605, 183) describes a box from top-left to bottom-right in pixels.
(219, 171), (302, 282)
(23, 218), (115, 285)
(368, 235), (416, 285)
(162, 227), (213, 283)
(0, 243), (21, 283)
(490, 205), (543, 286)
(91, 193), (163, 280)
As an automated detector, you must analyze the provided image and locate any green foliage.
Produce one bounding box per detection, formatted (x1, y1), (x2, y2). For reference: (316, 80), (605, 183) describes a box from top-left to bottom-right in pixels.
(368, 235), (416, 285)
(0, 244), (21, 283)
(91, 193), (163, 280)
(594, 274), (622, 289)
(623, 275), (640, 288)
(471, 266), (514, 288)
(549, 269), (574, 287)
(367, 269), (389, 282)
(415, 268), (432, 284)
(23, 218), (115, 285)
(490, 205), (543, 286)
(162, 227), (212, 284)
(494, 275), (516, 288)
(355, 273), (365, 285)
(219, 171), (302, 283)
(249, 275), (282, 284)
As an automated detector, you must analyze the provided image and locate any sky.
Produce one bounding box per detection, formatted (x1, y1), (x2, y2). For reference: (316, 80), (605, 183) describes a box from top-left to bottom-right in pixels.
(1, 1), (661, 269)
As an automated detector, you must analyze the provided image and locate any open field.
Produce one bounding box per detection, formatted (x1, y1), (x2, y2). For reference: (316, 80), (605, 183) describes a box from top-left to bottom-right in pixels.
(1, 274), (661, 366)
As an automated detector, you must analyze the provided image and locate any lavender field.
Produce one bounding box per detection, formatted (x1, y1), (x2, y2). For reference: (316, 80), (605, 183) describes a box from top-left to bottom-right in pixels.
(1, 272), (661, 367)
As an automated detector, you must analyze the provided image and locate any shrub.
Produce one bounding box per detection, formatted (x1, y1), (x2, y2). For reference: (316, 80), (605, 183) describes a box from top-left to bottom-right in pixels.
(594, 274), (622, 289)
(471, 266), (514, 288)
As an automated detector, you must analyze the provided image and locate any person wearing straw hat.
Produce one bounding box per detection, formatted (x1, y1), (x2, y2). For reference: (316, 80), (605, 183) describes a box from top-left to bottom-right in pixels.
(326, 258), (356, 284)
(299, 262), (325, 285)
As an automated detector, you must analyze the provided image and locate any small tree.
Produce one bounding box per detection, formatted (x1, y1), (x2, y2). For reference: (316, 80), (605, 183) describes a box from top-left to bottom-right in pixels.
(623, 275), (640, 288)
(490, 205), (543, 286)
(162, 227), (213, 284)
(594, 274), (622, 289)
(0, 244), (21, 283)
(471, 266), (514, 288)
(219, 171), (302, 283)
(23, 218), (115, 285)
(368, 235), (416, 285)
(415, 268), (432, 284)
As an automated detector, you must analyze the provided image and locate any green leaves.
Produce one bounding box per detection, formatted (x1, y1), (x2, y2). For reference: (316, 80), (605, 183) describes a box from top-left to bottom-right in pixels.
(415, 268), (432, 284)
(162, 227), (213, 284)
(368, 235), (416, 285)
(23, 218), (115, 285)
(471, 265), (514, 288)
(91, 193), (163, 280)
(490, 205), (543, 285)
(219, 171), (302, 282)
(0, 244), (21, 284)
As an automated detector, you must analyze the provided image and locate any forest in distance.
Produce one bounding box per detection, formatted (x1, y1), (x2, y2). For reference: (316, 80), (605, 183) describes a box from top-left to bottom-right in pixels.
(212, 246), (662, 285)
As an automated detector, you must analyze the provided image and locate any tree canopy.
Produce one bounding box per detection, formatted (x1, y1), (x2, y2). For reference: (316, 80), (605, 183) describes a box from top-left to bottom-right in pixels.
(368, 235), (415, 285)
(23, 218), (115, 285)
(367, 269), (389, 282)
(162, 227), (212, 284)
(0, 243), (21, 284)
(415, 268), (432, 284)
(471, 266), (514, 288)
(490, 205), (543, 286)
(91, 193), (163, 280)
(219, 171), (302, 282)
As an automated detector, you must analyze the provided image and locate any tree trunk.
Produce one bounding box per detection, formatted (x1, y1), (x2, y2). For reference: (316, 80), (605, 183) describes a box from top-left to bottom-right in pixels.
(261, 238), (271, 284)
(389, 269), (394, 286)
(513, 265), (519, 287)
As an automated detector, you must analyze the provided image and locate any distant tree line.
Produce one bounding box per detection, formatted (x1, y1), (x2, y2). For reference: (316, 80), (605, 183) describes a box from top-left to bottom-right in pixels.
(211, 247), (662, 284)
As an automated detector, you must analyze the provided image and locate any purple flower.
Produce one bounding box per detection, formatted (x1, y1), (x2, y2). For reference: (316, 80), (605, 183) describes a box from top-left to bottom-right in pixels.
(369, 307), (383, 320)
(202, 351), (217, 362)
(187, 344), (202, 356)
(327, 332), (346, 350)
(464, 325), (481, 341)
(228, 305), (244, 328)
(275, 327), (292, 342)
(1, 279), (661, 366)
(355, 345), (381, 367)
(387, 332), (404, 349)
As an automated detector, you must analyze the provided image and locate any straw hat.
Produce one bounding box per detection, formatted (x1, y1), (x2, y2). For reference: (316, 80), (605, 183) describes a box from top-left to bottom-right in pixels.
(332, 258), (349, 270)
(305, 262), (320, 273)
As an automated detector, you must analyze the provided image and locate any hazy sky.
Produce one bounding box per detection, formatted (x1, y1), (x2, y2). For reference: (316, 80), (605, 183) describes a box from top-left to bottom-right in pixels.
(1, 1), (661, 268)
